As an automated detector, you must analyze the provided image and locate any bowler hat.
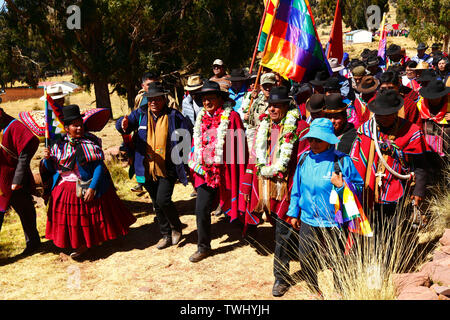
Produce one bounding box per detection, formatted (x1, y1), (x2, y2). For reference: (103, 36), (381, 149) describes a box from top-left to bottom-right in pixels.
(62, 104), (83, 125)
(323, 77), (341, 91)
(306, 94), (325, 113)
(366, 55), (380, 67)
(357, 75), (380, 94)
(386, 44), (402, 56)
(416, 69), (436, 82)
(323, 93), (347, 113)
(367, 89), (404, 115)
(309, 70), (330, 86)
(416, 43), (428, 51)
(143, 82), (168, 98)
(419, 79), (450, 99)
(301, 118), (339, 145)
(195, 80), (229, 99)
(268, 86), (292, 104)
(228, 69), (248, 82)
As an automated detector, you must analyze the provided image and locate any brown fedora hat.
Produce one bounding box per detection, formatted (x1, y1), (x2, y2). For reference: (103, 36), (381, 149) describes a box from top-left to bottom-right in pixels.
(306, 94), (325, 113)
(357, 75), (380, 94)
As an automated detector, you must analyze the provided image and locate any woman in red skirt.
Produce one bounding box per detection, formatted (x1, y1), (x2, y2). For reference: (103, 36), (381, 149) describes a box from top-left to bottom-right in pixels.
(41, 104), (136, 259)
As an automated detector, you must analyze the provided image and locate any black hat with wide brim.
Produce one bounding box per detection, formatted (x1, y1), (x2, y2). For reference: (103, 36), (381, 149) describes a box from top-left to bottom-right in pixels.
(143, 82), (169, 98)
(323, 93), (347, 113)
(419, 79), (450, 99)
(268, 86), (292, 104)
(194, 80), (229, 99)
(306, 93), (325, 113)
(228, 69), (248, 82)
(416, 69), (436, 82)
(386, 44), (402, 56)
(309, 70), (330, 86)
(368, 89), (404, 115)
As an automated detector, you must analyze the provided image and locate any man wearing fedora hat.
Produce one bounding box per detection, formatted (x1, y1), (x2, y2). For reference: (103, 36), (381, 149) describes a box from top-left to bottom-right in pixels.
(366, 55), (383, 80)
(239, 86), (309, 297)
(386, 44), (410, 71)
(40, 85), (69, 107)
(227, 68), (249, 120)
(182, 74), (204, 127)
(305, 93), (326, 123)
(379, 71), (422, 128)
(323, 93), (357, 154)
(116, 82), (192, 250)
(328, 58), (354, 101)
(350, 89), (427, 229)
(354, 75), (379, 127)
(323, 77), (358, 128)
(309, 70), (330, 94)
(188, 80), (248, 262)
(0, 106), (41, 256)
(417, 79), (450, 182)
(412, 43), (433, 65)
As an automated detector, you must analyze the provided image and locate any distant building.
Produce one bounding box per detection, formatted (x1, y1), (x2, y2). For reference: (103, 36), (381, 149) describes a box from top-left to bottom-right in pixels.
(345, 30), (373, 44)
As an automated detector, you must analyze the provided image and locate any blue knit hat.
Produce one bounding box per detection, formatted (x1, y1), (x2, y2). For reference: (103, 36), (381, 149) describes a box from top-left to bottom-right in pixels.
(301, 118), (339, 144)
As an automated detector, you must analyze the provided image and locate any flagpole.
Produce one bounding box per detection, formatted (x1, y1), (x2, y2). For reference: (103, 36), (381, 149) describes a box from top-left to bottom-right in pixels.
(44, 88), (49, 148)
(249, 0), (270, 74)
(246, 0), (280, 117)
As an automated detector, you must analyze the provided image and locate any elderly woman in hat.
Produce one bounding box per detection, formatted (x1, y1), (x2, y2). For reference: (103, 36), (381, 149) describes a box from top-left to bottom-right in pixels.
(286, 118), (364, 295)
(188, 80), (248, 262)
(239, 86), (309, 297)
(42, 105), (136, 259)
(116, 83), (192, 250)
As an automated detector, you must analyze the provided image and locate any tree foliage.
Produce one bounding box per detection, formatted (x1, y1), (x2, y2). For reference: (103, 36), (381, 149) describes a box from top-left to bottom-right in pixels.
(396, 0), (450, 52)
(2, 0), (264, 111)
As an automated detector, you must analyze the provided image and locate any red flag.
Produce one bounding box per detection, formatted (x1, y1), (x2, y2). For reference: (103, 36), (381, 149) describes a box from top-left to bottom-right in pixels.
(326, 0), (343, 62)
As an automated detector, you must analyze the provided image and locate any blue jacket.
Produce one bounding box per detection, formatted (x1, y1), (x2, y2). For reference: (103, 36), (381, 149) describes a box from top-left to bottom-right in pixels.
(115, 105), (192, 186)
(286, 147), (363, 228)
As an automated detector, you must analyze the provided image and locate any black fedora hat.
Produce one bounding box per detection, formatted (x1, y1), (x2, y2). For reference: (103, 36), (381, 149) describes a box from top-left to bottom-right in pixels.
(268, 86), (292, 104)
(323, 77), (341, 91)
(143, 82), (168, 98)
(62, 104), (83, 125)
(228, 69), (248, 82)
(416, 42), (428, 50)
(195, 80), (229, 99)
(306, 94), (325, 113)
(417, 69), (436, 82)
(309, 70), (330, 86)
(366, 55), (380, 67)
(386, 44), (402, 56)
(419, 79), (450, 99)
(323, 93), (347, 113)
(368, 89), (404, 115)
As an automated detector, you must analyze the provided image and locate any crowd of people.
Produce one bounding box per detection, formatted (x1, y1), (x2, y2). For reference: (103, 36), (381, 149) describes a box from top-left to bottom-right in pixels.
(0, 40), (449, 298)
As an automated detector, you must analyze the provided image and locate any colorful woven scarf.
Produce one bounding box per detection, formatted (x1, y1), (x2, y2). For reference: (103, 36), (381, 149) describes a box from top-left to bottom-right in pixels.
(147, 110), (169, 181)
(51, 133), (104, 172)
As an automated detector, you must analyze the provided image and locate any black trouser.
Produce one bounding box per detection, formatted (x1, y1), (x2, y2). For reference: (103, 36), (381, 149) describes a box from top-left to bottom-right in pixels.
(144, 175), (182, 238)
(297, 222), (346, 293)
(0, 188), (40, 248)
(194, 184), (217, 252)
(272, 213), (299, 284)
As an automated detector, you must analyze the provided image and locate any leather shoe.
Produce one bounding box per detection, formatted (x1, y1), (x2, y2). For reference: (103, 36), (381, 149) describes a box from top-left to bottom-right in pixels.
(272, 280), (290, 297)
(171, 230), (182, 245)
(156, 236), (172, 250)
(20, 241), (41, 256)
(189, 250), (211, 263)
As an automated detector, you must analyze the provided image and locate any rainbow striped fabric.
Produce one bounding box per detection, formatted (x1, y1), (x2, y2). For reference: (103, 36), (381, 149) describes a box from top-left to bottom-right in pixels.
(44, 92), (65, 141)
(259, 0), (330, 82)
(258, 0), (280, 52)
(330, 178), (373, 255)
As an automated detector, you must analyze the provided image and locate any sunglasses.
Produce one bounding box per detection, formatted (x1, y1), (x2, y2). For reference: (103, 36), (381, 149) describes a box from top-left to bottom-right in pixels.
(213, 65), (223, 69)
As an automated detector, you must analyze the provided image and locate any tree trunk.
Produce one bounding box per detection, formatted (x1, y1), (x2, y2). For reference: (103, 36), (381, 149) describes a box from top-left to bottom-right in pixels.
(125, 77), (137, 111)
(443, 34), (449, 55)
(93, 78), (112, 118)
